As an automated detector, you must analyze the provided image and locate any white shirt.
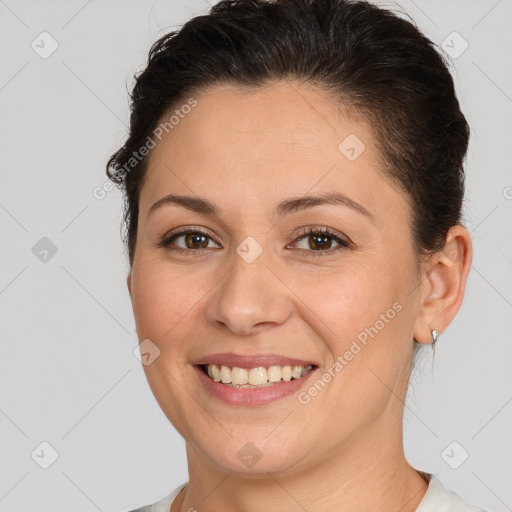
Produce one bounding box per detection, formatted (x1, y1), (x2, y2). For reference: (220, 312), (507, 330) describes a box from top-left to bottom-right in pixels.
(129, 473), (490, 512)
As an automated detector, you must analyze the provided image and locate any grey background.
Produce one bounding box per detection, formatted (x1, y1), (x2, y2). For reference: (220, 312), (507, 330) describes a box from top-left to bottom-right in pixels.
(0, 0), (510, 510)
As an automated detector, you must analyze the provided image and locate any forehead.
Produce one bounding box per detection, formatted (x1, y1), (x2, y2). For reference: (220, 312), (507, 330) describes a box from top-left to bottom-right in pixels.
(139, 81), (407, 223)
(156, 81), (370, 155)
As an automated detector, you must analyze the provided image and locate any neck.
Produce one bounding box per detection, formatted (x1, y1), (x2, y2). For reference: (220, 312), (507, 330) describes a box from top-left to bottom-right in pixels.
(172, 417), (429, 512)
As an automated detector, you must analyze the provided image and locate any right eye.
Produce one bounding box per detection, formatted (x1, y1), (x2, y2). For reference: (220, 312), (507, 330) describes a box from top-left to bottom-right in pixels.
(159, 229), (220, 255)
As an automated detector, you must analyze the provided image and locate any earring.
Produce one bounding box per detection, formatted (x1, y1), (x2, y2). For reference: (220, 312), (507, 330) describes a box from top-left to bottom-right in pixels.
(431, 328), (439, 354)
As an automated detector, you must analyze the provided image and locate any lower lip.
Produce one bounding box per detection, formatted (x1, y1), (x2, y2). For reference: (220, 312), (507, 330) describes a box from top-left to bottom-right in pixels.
(193, 365), (318, 406)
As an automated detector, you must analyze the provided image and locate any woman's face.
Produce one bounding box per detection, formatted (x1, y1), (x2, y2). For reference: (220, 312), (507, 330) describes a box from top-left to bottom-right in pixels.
(128, 81), (426, 474)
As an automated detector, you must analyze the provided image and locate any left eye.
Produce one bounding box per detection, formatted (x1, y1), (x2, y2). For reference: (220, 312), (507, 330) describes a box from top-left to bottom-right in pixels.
(291, 228), (349, 254)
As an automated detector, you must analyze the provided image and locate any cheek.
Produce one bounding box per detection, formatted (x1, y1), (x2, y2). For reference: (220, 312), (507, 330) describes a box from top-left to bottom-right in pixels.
(130, 259), (207, 343)
(304, 266), (410, 417)
(301, 259), (412, 406)
(299, 261), (397, 344)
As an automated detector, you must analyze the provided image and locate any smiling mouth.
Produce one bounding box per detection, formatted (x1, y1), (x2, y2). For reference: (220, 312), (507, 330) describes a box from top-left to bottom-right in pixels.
(199, 363), (316, 388)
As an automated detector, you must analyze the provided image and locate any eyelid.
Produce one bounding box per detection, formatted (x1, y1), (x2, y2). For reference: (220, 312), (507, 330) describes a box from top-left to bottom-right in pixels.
(163, 226), (219, 247)
(287, 225), (350, 246)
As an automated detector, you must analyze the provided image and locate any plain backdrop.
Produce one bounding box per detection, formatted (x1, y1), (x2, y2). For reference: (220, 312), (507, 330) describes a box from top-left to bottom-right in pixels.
(0, 0), (511, 510)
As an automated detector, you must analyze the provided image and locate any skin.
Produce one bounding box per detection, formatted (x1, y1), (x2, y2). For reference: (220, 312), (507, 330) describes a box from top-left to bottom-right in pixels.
(126, 81), (472, 512)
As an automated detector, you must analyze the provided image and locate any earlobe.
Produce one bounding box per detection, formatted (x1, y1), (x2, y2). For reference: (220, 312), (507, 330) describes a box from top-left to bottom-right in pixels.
(413, 225), (473, 345)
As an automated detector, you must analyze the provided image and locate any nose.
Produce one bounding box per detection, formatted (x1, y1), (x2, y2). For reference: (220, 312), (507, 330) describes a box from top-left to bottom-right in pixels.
(205, 246), (292, 336)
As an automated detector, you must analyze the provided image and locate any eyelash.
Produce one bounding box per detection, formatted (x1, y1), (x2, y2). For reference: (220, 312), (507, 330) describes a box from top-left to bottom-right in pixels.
(157, 226), (349, 258)
(292, 227), (350, 257)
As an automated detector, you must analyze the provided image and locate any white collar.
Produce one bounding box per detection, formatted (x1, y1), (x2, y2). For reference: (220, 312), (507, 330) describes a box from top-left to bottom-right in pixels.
(416, 473), (488, 511)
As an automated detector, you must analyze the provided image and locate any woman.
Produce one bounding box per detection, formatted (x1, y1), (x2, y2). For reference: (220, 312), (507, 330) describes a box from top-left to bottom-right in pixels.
(107, 0), (490, 510)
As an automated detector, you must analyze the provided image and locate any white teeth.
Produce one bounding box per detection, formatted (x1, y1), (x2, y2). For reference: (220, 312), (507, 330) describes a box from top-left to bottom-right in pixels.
(211, 364), (221, 382)
(220, 365), (231, 383)
(291, 365), (302, 379)
(203, 363), (314, 387)
(267, 366), (282, 382)
(248, 367), (268, 385)
(231, 367), (248, 385)
(281, 365), (292, 381)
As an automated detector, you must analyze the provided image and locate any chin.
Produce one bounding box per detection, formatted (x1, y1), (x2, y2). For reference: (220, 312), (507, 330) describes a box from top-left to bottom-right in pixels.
(210, 450), (302, 475)
(192, 430), (310, 475)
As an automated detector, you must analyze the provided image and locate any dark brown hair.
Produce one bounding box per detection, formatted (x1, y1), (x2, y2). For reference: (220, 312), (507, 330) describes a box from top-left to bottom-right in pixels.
(106, 0), (470, 270)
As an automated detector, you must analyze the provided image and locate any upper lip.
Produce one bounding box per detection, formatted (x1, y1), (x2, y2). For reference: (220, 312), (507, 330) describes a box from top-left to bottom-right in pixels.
(192, 352), (318, 369)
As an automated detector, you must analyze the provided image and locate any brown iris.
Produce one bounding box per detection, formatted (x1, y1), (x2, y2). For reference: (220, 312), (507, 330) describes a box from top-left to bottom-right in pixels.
(308, 233), (333, 251)
(184, 232), (209, 249)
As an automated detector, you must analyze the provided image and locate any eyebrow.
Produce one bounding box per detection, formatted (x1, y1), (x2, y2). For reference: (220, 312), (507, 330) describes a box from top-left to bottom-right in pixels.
(147, 192), (375, 224)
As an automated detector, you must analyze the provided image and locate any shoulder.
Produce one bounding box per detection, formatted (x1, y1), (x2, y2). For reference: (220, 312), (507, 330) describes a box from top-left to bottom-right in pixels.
(126, 482), (188, 512)
(417, 473), (492, 512)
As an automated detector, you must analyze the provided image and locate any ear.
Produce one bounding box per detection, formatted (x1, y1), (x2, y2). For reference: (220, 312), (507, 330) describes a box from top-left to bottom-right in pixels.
(413, 225), (473, 345)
